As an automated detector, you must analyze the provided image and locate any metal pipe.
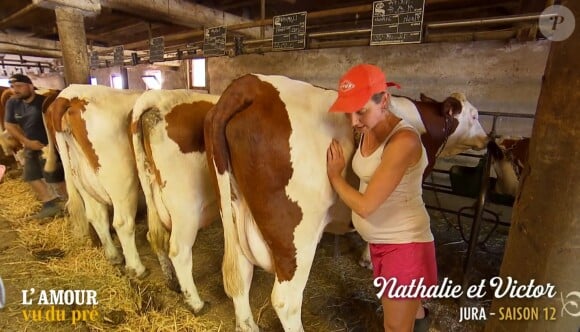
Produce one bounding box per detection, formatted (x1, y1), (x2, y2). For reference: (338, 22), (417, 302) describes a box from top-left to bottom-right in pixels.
(309, 28), (370, 38)
(0, 61), (52, 67)
(478, 111), (535, 119)
(427, 13), (553, 29)
(425, 204), (511, 227)
(225, 38), (272, 47)
(462, 152), (493, 285)
(308, 38), (369, 49)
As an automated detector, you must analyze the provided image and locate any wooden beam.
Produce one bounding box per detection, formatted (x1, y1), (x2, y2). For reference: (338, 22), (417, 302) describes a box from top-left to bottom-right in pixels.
(0, 4), (38, 29)
(0, 32), (60, 51)
(219, 0), (257, 11)
(100, 0), (270, 38)
(90, 22), (147, 40)
(0, 32), (136, 57)
(0, 43), (62, 58)
(32, 0), (101, 16)
(519, 0), (548, 13)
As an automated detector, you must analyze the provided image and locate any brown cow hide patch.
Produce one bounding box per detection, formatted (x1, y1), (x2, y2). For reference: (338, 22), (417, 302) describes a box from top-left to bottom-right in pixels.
(165, 101), (214, 154)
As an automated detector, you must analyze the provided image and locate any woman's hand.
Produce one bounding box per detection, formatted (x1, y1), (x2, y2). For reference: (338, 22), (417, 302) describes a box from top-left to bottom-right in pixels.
(326, 139), (345, 181)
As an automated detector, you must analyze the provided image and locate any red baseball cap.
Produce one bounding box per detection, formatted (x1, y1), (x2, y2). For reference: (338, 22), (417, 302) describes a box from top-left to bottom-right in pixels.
(329, 64), (398, 113)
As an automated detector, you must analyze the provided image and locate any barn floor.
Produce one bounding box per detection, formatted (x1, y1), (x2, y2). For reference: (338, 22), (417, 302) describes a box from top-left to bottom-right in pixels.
(0, 164), (509, 332)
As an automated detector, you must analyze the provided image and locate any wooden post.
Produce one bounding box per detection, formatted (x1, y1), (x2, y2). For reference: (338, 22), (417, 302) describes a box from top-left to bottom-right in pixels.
(55, 6), (89, 84)
(485, 1), (579, 331)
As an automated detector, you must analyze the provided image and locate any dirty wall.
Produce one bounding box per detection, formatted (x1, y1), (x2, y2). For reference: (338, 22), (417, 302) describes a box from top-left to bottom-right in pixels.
(208, 40), (550, 138)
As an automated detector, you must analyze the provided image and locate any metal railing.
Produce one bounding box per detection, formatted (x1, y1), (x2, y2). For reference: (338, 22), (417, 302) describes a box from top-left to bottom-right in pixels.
(421, 111), (535, 285)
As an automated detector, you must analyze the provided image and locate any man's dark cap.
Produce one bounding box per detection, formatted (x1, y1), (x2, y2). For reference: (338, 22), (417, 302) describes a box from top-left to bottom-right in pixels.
(8, 74), (33, 85)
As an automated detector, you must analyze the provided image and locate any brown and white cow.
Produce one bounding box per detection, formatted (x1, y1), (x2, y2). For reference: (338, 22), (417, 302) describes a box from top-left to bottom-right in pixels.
(0, 86), (20, 161)
(206, 74), (354, 331)
(487, 136), (530, 197)
(413, 92), (489, 175)
(205, 74), (488, 331)
(44, 84), (146, 277)
(131, 90), (221, 313)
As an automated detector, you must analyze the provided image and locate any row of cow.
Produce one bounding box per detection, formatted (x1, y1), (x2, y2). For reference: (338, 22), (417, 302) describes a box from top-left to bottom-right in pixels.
(2, 75), (525, 331)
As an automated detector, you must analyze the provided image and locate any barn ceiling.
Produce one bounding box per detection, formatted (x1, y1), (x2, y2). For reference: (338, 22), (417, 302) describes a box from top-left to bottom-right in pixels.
(0, 0), (549, 67)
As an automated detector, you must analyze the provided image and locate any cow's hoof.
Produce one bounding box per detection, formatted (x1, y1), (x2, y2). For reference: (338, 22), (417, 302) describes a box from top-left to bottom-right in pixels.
(127, 266), (149, 279)
(108, 254), (125, 267)
(187, 300), (206, 315)
(235, 319), (260, 332)
(194, 301), (211, 316)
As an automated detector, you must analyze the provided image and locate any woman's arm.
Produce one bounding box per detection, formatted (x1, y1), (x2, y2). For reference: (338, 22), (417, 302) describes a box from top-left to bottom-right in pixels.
(327, 130), (421, 218)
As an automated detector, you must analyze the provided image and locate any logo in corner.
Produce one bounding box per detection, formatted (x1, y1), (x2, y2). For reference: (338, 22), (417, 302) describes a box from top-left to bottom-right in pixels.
(0, 276), (5, 309)
(561, 291), (580, 317)
(340, 80), (356, 92)
(539, 5), (575, 42)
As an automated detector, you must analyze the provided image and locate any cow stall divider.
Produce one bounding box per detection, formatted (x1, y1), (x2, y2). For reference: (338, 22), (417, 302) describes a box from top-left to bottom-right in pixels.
(421, 111), (535, 294)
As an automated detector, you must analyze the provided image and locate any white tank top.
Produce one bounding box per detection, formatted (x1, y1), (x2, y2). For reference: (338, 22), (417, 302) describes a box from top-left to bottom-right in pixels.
(352, 120), (434, 244)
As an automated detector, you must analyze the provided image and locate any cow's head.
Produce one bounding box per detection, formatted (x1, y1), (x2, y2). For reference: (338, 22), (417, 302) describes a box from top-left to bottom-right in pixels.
(438, 93), (488, 157)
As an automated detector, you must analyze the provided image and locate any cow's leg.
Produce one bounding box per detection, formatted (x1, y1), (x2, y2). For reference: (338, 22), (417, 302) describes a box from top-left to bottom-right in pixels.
(222, 219), (258, 331)
(111, 197), (146, 277)
(167, 208), (204, 313)
(80, 191), (123, 265)
(270, 246), (316, 332)
(145, 204), (179, 292)
(359, 242), (373, 270)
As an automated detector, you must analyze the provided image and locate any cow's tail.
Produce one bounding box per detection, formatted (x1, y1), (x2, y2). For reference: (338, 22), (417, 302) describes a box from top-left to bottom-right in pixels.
(42, 94), (65, 173)
(66, 176), (91, 242)
(131, 105), (179, 290)
(204, 75), (256, 298)
(131, 107), (170, 255)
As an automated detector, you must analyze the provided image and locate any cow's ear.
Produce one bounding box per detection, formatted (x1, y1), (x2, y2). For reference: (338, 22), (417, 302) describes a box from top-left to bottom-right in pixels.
(420, 93), (438, 103)
(442, 97), (462, 117)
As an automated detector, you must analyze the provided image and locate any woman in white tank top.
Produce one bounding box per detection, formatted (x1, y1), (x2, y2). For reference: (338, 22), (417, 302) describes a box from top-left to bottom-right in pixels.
(327, 64), (436, 332)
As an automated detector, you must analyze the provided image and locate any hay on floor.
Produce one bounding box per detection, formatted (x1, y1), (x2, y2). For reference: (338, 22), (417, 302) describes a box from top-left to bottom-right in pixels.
(0, 173), (222, 332)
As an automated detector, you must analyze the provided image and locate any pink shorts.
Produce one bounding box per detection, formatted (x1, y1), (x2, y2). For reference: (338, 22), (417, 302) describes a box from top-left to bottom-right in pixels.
(370, 241), (438, 299)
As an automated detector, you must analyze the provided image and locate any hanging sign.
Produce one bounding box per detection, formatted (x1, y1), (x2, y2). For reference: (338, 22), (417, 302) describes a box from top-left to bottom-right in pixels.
(272, 11), (307, 51)
(370, 0), (425, 45)
(149, 36), (165, 62)
(89, 51), (99, 68)
(203, 26), (227, 57)
(112, 45), (124, 66)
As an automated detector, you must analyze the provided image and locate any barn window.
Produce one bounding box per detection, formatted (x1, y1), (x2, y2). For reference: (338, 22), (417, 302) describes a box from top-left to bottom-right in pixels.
(90, 77), (98, 85)
(142, 70), (163, 90)
(191, 58), (206, 88)
(111, 74), (123, 89)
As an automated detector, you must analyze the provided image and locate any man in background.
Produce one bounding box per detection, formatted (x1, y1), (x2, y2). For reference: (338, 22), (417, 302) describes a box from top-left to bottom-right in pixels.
(4, 74), (66, 219)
